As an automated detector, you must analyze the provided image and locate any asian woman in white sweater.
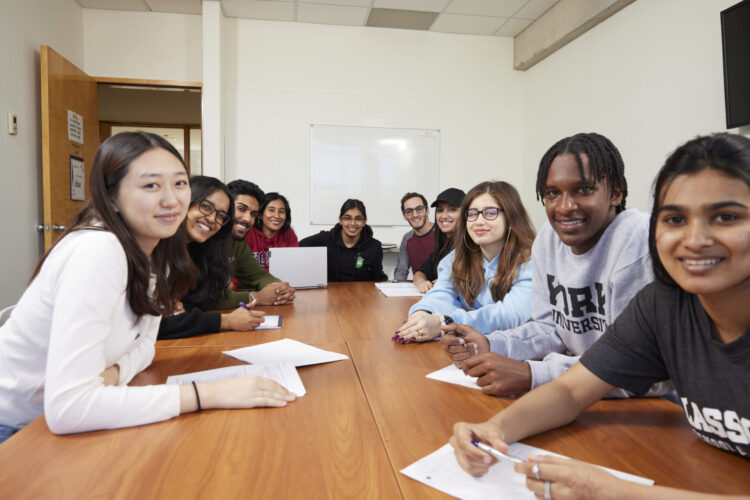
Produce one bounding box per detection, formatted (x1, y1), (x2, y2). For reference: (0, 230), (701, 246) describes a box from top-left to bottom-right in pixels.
(0, 132), (294, 443)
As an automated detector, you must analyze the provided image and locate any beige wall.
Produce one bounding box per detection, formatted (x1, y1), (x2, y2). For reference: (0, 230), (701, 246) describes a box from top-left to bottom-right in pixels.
(521, 0), (745, 227)
(222, 19), (526, 246)
(82, 9), (202, 82)
(0, 0), (84, 309)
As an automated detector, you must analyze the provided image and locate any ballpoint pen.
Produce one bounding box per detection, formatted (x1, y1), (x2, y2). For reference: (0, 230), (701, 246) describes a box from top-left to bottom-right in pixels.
(453, 332), (479, 356)
(239, 292), (257, 311)
(471, 440), (526, 464)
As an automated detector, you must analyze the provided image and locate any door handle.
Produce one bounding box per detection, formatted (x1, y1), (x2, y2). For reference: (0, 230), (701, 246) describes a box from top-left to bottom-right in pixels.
(53, 224), (67, 232)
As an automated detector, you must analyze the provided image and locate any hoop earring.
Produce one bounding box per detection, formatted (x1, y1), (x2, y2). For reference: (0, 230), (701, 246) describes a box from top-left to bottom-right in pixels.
(463, 230), (480, 252)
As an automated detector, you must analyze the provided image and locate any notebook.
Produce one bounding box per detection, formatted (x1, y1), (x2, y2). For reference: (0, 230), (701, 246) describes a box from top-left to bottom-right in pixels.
(268, 247), (328, 289)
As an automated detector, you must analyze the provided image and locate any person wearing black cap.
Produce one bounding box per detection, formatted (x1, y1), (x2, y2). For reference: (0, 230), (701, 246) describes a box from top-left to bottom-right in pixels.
(412, 188), (465, 293)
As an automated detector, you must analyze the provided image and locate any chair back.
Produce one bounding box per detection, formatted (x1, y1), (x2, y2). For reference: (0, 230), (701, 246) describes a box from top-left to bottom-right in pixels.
(0, 305), (15, 327)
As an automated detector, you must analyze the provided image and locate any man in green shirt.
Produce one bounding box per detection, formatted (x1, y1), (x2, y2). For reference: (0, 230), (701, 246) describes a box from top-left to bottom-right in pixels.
(226, 179), (296, 306)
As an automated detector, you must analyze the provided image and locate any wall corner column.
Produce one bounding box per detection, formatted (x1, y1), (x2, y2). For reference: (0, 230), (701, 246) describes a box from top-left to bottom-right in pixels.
(202, 0), (223, 179)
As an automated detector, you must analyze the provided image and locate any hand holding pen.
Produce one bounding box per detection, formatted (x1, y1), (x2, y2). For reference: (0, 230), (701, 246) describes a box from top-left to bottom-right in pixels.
(438, 323), (488, 367)
(220, 297), (265, 331)
(471, 440), (525, 464)
(239, 291), (257, 310)
(449, 420), (518, 477)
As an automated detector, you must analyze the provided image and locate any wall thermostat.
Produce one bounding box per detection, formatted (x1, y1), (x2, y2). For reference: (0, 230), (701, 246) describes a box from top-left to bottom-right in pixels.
(8, 114), (17, 135)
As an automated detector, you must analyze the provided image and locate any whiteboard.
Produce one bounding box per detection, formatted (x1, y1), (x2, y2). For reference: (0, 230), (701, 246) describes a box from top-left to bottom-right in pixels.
(310, 125), (440, 226)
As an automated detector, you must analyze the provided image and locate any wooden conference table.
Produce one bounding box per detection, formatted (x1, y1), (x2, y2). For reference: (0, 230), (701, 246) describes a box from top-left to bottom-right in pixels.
(0, 283), (748, 498)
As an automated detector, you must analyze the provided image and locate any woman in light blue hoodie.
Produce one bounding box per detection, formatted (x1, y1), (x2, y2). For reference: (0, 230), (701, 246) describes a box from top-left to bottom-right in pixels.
(394, 181), (535, 343)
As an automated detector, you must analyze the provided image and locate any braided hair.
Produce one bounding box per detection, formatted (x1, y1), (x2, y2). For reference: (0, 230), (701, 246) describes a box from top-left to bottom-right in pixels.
(535, 132), (628, 213)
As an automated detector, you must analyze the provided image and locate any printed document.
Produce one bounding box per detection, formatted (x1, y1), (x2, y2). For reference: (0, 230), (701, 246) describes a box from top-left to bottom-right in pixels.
(166, 362), (306, 396)
(401, 443), (653, 499)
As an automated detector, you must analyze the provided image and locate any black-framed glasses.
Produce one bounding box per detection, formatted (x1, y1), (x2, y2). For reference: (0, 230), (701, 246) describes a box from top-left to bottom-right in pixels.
(403, 205), (427, 217)
(465, 207), (502, 222)
(198, 199), (230, 226)
(341, 215), (366, 224)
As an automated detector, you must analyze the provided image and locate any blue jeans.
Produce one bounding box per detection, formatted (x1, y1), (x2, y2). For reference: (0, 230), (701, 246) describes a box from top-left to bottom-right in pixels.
(0, 424), (18, 444)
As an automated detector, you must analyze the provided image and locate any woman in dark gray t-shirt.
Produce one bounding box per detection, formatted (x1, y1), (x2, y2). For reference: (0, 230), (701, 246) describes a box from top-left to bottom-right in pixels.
(449, 133), (750, 500)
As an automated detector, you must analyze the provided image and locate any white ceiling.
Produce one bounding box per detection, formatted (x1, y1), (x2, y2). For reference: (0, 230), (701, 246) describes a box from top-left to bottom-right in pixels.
(76, 0), (559, 37)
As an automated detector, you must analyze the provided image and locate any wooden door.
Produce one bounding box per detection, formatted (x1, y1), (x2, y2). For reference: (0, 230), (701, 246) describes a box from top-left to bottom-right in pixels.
(40, 45), (99, 250)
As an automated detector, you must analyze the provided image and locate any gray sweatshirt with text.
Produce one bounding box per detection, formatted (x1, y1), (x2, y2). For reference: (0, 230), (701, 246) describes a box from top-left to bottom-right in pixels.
(487, 209), (654, 393)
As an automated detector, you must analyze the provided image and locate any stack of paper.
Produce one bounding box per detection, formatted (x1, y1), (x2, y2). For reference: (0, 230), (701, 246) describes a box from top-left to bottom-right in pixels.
(166, 362), (306, 396)
(256, 315), (282, 330)
(375, 282), (424, 297)
(166, 340), (349, 397)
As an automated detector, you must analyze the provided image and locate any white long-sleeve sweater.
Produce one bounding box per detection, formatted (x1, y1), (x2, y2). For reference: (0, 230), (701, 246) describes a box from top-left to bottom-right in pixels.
(0, 230), (179, 434)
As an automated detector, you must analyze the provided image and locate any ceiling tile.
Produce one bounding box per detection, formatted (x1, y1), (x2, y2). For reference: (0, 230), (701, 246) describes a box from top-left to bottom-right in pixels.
(145, 0), (202, 15)
(300, 0), (371, 6)
(298, 3), (369, 25)
(222, 0), (294, 21)
(494, 17), (532, 37)
(366, 8), (438, 30)
(430, 13), (504, 35)
(445, 0), (526, 18)
(514, 0), (558, 20)
(77, 0), (148, 11)
(373, 0), (450, 13)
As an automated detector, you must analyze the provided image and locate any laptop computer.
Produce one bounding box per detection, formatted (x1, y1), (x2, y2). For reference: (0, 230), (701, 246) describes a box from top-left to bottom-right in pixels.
(268, 247), (328, 289)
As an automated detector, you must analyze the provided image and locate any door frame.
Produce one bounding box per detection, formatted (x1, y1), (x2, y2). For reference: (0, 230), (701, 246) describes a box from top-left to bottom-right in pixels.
(95, 77), (203, 172)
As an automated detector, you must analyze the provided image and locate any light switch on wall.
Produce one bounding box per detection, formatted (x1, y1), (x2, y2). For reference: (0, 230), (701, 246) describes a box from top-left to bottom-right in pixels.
(7, 114), (17, 135)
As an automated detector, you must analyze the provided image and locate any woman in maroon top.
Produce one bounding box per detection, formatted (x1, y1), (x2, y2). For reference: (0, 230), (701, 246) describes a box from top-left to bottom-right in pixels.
(246, 192), (299, 270)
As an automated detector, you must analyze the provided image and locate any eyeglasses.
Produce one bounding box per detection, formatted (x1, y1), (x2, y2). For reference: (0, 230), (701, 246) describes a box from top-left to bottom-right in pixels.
(465, 207), (502, 222)
(341, 215), (365, 224)
(198, 199), (230, 226)
(403, 205), (427, 217)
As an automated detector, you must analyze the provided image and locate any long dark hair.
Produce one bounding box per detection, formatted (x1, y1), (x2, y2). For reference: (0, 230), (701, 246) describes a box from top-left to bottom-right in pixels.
(434, 223), (452, 262)
(536, 132), (628, 213)
(649, 133), (750, 286)
(32, 132), (196, 317)
(184, 176), (235, 309)
(432, 201), (461, 263)
(256, 192), (292, 233)
(452, 181), (535, 306)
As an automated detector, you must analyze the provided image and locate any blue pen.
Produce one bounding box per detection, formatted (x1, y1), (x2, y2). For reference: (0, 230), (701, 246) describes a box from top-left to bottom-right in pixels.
(471, 440), (526, 463)
(238, 302), (253, 311)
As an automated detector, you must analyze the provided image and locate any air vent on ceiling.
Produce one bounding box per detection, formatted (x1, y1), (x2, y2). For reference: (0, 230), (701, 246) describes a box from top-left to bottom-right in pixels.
(365, 8), (439, 31)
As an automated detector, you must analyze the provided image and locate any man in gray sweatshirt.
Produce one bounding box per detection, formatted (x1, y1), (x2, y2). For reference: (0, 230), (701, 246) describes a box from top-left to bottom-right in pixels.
(442, 133), (664, 398)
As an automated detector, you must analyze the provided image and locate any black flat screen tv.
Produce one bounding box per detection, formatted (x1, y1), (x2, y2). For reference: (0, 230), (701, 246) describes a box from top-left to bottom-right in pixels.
(721, 0), (750, 128)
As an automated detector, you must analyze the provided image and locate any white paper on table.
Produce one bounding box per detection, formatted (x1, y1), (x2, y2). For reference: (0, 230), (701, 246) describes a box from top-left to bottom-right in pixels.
(374, 282), (424, 297)
(256, 315), (282, 330)
(426, 364), (480, 390)
(223, 338), (349, 367)
(165, 362), (306, 396)
(401, 443), (654, 500)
